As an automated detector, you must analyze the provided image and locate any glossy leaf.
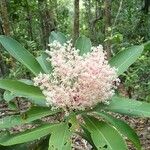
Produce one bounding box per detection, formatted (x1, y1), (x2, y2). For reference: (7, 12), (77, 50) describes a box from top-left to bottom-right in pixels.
(49, 31), (67, 44)
(0, 106), (60, 129)
(0, 79), (46, 106)
(0, 123), (59, 146)
(48, 123), (71, 150)
(79, 125), (97, 150)
(0, 35), (44, 75)
(19, 79), (33, 85)
(109, 45), (144, 75)
(83, 115), (127, 150)
(3, 80), (34, 102)
(96, 96), (150, 117)
(36, 53), (53, 74)
(95, 111), (141, 150)
(75, 36), (92, 55)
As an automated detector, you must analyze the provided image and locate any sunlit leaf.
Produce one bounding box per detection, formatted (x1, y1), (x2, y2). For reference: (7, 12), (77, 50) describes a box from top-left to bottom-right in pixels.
(48, 123), (71, 150)
(0, 123), (59, 146)
(96, 96), (150, 117)
(0, 79), (46, 106)
(36, 53), (53, 74)
(95, 111), (141, 150)
(0, 106), (60, 129)
(109, 45), (144, 75)
(0, 36), (44, 75)
(83, 115), (127, 150)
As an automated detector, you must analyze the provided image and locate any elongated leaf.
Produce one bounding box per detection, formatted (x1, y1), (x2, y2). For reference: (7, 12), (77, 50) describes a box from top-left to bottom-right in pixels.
(0, 36), (44, 75)
(79, 125), (97, 150)
(36, 53), (53, 74)
(144, 41), (150, 51)
(0, 80), (46, 106)
(95, 111), (141, 150)
(19, 79), (33, 85)
(0, 123), (59, 146)
(48, 123), (71, 150)
(75, 36), (92, 55)
(0, 135), (49, 150)
(109, 45), (144, 75)
(83, 115), (127, 150)
(0, 106), (60, 129)
(96, 96), (150, 117)
(3, 80), (33, 102)
(0, 143), (30, 150)
(49, 31), (67, 44)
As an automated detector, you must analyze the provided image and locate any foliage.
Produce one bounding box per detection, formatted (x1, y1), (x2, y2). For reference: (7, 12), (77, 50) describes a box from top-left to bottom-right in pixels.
(0, 32), (150, 150)
(0, 0), (149, 102)
(123, 50), (150, 102)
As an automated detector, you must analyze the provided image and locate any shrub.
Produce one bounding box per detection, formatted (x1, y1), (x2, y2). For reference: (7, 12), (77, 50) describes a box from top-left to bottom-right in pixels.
(0, 31), (149, 150)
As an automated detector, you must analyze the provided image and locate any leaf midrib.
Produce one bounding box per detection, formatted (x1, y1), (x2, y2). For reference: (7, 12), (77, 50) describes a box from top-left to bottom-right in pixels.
(2, 124), (57, 145)
(116, 49), (141, 73)
(86, 117), (113, 150)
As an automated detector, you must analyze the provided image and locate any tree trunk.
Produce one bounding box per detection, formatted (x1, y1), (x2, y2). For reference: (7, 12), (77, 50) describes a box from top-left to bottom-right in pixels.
(85, 0), (94, 41)
(0, 0), (11, 36)
(25, 0), (33, 41)
(73, 0), (80, 43)
(0, 0), (9, 76)
(38, 0), (56, 49)
(142, 0), (150, 14)
(87, 0), (92, 36)
(104, 0), (112, 59)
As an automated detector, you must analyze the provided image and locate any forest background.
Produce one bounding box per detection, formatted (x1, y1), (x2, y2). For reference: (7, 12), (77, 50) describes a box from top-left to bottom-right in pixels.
(0, 0), (150, 101)
(0, 0), (150, 102)
(0, 0), (150, 149)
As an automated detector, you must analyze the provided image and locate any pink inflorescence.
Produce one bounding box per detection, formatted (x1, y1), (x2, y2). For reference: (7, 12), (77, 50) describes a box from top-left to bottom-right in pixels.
(33, 40), (119, 111)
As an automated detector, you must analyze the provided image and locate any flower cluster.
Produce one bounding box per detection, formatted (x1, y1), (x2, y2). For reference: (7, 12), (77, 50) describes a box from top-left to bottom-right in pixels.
(33, 41), (119, 111)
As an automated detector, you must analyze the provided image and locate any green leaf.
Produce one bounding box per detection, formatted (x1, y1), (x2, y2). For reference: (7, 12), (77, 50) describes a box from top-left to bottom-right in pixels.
(36, 53), (53, 74)
(3, 80), (33, 102)
(3, 91), (16, 102)
(96, 96), (150, 117)
(83, 115), (127, 150)
(75, 36), (92, 55)
(0, 123), (59, 146)
(7, 102), (17, 110)
(48, 123), (71, 150)
(79, 125), (97, 150)
(0, 135), (49, 150)
(95, 111), (141, 150)
(109, 45), (144, 75)
(0, 35), (44, 75)
(0, 93), (3, 101)
(143, 41), (150, 51)
(0, 106), (60, 129)
(0, 79), (46, 106)
(49, 31), (67, 44)
(19, 79), (33, 85)
(0, 143), (30, 150)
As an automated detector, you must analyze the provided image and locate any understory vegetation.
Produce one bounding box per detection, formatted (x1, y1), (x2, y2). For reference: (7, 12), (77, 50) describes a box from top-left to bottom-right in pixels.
(0, 0), (150, 150)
